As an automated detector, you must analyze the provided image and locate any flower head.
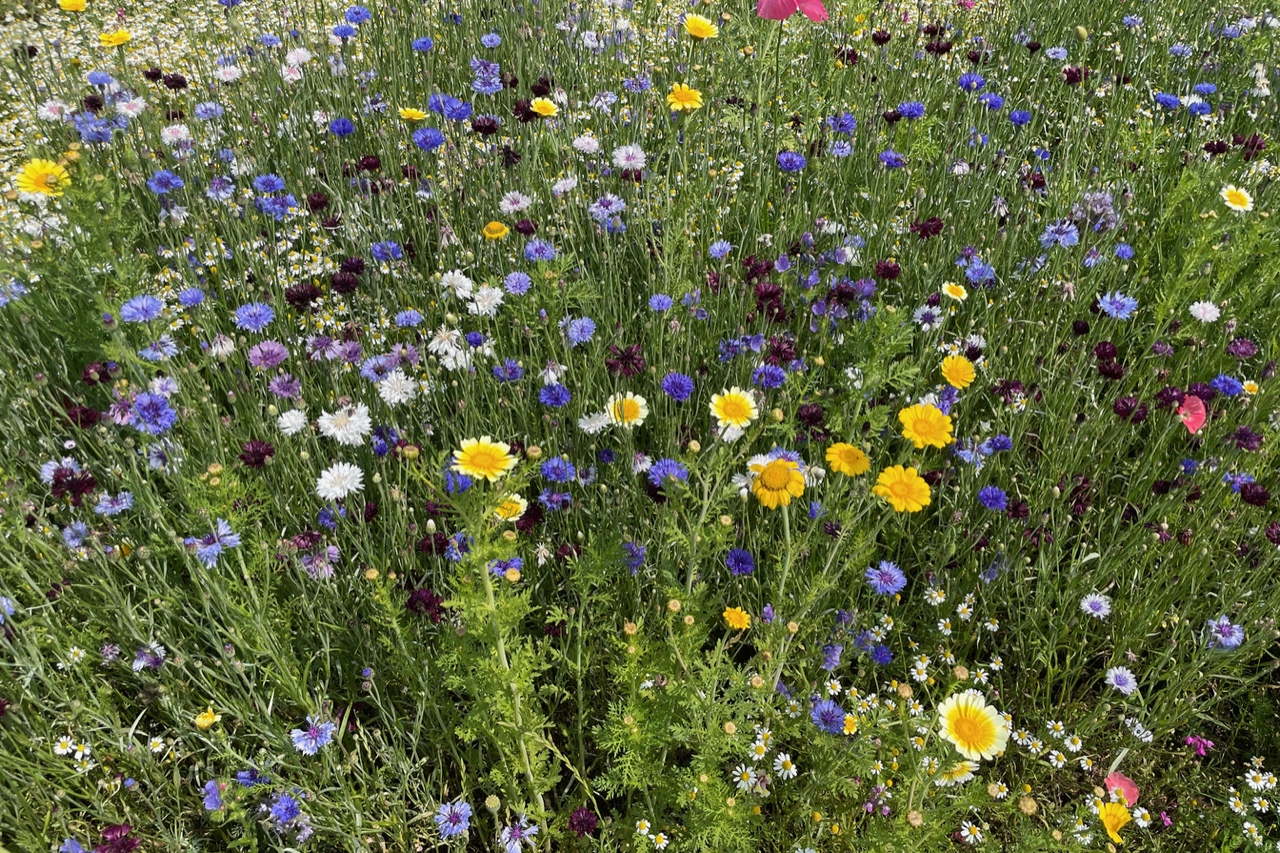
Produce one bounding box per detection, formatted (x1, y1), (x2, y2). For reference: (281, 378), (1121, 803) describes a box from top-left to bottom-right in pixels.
(667, 83), (703, 112)
(684, 14), (719, 38)
(15, 159), (70, 197)
(1221, 185), (1253, 212)
(941, 355), (976, 389)
(749, 457), (805, 509)
(1097, 800), (1132, 844)
(873, 466), (931, 512)
(937, 690), (1010, 760)
(826, 443), (870, 476)
(899, 404), (954, 449)
(194, 707), (222, 730)
(453, 437), (517, 482)
(724, 606), (751, 630)
(606, 392), (649, 429)
(711, 388), (758, 429)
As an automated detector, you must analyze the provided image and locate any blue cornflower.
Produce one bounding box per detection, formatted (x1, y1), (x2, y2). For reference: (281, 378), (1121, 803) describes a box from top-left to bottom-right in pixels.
(435, 801), (473, 838)
(563, 316), (596, 346)
(233, 302), (274, 332)
(253, 174), (285, 193)
(1193, 82), (1217, 95)
(258, 33), (281, 46)
(290, 715), (337, 755)
(1098, 291), (1138, 319)
(1206, 616), (1244, 650)
(188, 518), (241, 568)
(1115, 243), (1134, 259)
(825, 111), (857, 134)
(810, 698), (846, 734)
(1039, 220), (1080, 249)
(897, 101), (925, 119)
(395, 309), (423, 327)
(138, 336), (179, 362)
(1211, 374), (1244, 397)
(370, 241), (403, 262)
(94, 492), (133, 516)
(831, 140), (853, 157)
(268, 793), (301, 825)
(661, 372), (694, 402)
(1010, 109), (1032, 126)
(1045, 46), (1068, 60)
(132, 392), (178, 434)
(865, 561), (907, 595)
(121, 294), (164, 323)
(332, 23), (356, 39)
(504, 272), (532, 295)
(147, 170), (185, 195)
(870, 645), (894, 665)
(538, 489), (571, 511)
(465, 332), (486, 348)
(879, 149), (906, 169)
(412, 36), (435, 51)
(820, 643), (842, 670)
(752, 364), (787, 389)
(978, 485), (1008, 511)
(524, 238), (557, 261)
(648, 293), (674, 311)
(647, 458), (688, 488)
(481, 32), (502, 47)
(329, 117), (355, 136)
(709, 240), (733, 259)
(236, 768), (269, 787)
(622, 540), (646, 574)
(726, 548), (755, 576)
(541, 457), (577, 483)
(86, 70), (114, 87)
(492, 359), (524, 382)
(344, 5), (372, 24)
(194, 101), (224, 121)
(1153, 92), (1182, 110)
(539, 384), (571, 407)
(412, 126), (445, 151)
(62, 521), (89, 549)
(1122, 14), (1142, 26)
(777, 151), (807, 172)
(979, 92), (1004, 110)
(958, 72), (986, 92)
(177, 288), (205, 308)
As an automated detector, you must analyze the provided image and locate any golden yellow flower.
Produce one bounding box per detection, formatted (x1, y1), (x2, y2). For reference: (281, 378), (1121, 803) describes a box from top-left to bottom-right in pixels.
(529, 97), (558, 117)
(452, 436), (518, 482)
(943, 282), (968, 301)
(1221, 185), (1253, 212)
(684, 13), (720, 39)
(710, 387), (757, 429)
(194, 707), (222, 730)
(399, 107), (428, 121)
(843, 715), (859, 735)
(15, 159), (70, 197)
(873, 465), (931, 513)
(482, 221), (510, 240)
(937, 690), (1009, 761)
(749, 457), (805, 509)
(936, 760), (979, 787)
(606, 392), (649, 429)
(59, 0), (86, 10)
(723, 607), (751, 630)
(99, 29), (131, 47)
(494, 494), (528, 521)
(898, 403), (954, 449)
(667, 83), (704, 112)
(941, 355), (976, 390)
(1097, 800), (1132, 844)
(825, 443), (870, 477)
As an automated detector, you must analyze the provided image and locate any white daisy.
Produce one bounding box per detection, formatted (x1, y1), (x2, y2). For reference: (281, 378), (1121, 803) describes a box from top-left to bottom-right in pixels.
(773, 752), (798, 779)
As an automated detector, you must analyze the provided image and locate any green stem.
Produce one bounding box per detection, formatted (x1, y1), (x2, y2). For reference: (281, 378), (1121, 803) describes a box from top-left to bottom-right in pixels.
(776, 502), (794, 601)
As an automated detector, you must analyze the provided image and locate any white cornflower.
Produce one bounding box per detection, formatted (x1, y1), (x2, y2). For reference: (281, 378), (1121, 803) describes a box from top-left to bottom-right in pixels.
(285, 47), (313, 65)
(1105, 666), (1138, 695)
(572, 134), (601, 154)
(159, 124), (191, 146)
(315, 462), (364, 501)
(1079, 592), (1112, 619)
(278, 409), (309, 436)
(1189, 300), (1221, 322)
(440, 269), (474, 300)
(469, 286), (505, 317)
(612, 144), (647, 170)
(498, 191), (533, 214)
(378, 369), (417, 406)
(318, 403), (371, 446)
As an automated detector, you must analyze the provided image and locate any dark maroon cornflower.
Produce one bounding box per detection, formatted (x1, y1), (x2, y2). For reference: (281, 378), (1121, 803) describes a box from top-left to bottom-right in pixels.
(1062, 66), (1087, 85)
(515, 501), (543, 534)
(362, 501), (379, 523)
(742, 255), (773, 282)
(96, 824), (141, 853)
(1154, 386), (1185, 410)
(882, 109), (903, 124)
(502, 145), (522, 167)
(796, 403), (825, 428)
(990, 379), (1024, 405)
(1072, 320), (1090, 336)
(1150, 340), (1174, 357)
(321, 215), (343, 230)
(1025, 40), (1041, 53)
(162, 73), (188, 90)
(568, 807), (599, 837)
(543, 620), (566, 637)
(143, 67), (163, 82)
(605, 344), (646, 378)
(1113, 397), (1148, 423)
(874, 259), (900, 280)
(82, 93), (104, 113)
(835, 46), (859, 63)
(513, 99), (537, 122)
(339, 256), (365, 275)
(514, 218), (537, 236)
(871, 29), (891, 45)
(764, 335), (798, 366)
(358, 155), (381, 172)
(471, 115), (499, 135)
(1204, 139), (1229, 156)
(910, 217), (944, 239)
(530, 76), (553, 97)
(1265, 521), (1280, 546)
(1241, 483), (1270, 507)
(1187, 382), (1217, 403)
(416, 532), (450, 556)
(238, 440), (275, 469)
(823, 521), (842, 538)
(51, 467), (97, 506)
(306, 192), (329, 212)
(285, 283), (322, 311)
(1228, 426), (1263, 452)
(1237, 133), (1266, 162)
(405, 588), (444, 622)
(1227, 337), (1258, 359)
(1098, 361), (1125, 380)
(924, 40), (953, 55)
(1093, 341), (1117, 360)
(331, 271), (361, 294)
(65, 403), (101, 428)
(1006, 501), (1030, 520)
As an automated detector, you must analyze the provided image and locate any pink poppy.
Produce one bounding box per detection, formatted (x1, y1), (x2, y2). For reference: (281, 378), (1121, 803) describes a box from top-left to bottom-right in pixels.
(757, 0), (829, 23)
(1104, 771), (1139, 807)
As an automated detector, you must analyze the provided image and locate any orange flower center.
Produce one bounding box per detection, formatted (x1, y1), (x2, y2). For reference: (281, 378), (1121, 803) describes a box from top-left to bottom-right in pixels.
(759, 460), (793, 491)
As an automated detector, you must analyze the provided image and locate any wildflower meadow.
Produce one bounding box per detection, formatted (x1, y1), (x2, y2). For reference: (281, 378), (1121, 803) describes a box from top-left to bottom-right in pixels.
(2, 0), (1280, 849)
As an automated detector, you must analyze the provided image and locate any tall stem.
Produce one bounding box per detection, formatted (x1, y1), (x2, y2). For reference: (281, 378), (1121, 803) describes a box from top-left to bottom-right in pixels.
(776, 502), (794, 601)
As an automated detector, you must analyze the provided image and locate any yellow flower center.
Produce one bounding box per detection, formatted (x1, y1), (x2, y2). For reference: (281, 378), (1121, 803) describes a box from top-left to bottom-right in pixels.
(759, 460), (793, 491)
(717, 396), (750, 423)
(951, 707), (994, 750)
(614, 398), (640, 422)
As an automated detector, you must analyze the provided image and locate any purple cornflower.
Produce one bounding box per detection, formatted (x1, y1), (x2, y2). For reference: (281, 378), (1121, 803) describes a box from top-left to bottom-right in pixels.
(524, 238), (557, 261)
(500, 815), (539, 853)
(864, 560), (906, 595)
(879, 149), (906, 169)
(726, 548), (755, 576)
(977, 485), (1008, 511)
(541, 457), (576, 483)
(146, 170), (185, 195)
(1205, 616), (1244, 650)
(434, 800), (473, 838)
(131, 641), (166, 671)
(186, 518), (241, 568)
(248, 340), (288, 369)
(290, 714), (337, 755)
(811, 698), (846, 734)
(661, 372), (695, 402)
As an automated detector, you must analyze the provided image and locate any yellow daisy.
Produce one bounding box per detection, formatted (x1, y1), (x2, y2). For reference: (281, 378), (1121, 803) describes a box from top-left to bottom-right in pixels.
(943, 282), (968, 301)
(937, 690), (1009, 761)
(399, 107), (428, 121)
(482, 221), (510, 240)
(684, 13), (719, 39)
(749, 457), (805, 509)
(59, 0), (86, 10)
(710, 387), (758, 429)
(194, 707), (222, 730)
(1220, 185), (1253, 212)
(15, 159), (70, 196)
(723, 607), (751, 630)
(606, 392), (649, 429)
(935, 760), (979, 787)
(452, 436), (518, 482)
(899, 403), (954, 449)
(494, 494), (528, 521)
(825, 443), (870, 476)
(667, 83), (703, 112)
(873, 465), (931, 513)
(529, 97), (558, 117)
(940, 355), (976, 390)
(1097, 801), (1132, 844)
(99, 29), (131, 47)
